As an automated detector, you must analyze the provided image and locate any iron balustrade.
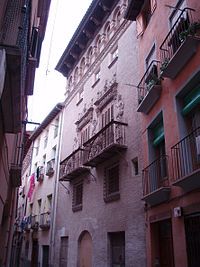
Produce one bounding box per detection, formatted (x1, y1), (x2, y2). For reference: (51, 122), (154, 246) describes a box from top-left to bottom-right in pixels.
(83, 120), (127, 165)
(171, 127), (200, 181)
(137, 60), (161, 104)
(31, 215), (39, 229)
(142, 155), (169, 196)
(39, 212), (51, 228)
(46, 159), (55, 176)
(160, 8), (197, 67)
(59, 148), (86, 179)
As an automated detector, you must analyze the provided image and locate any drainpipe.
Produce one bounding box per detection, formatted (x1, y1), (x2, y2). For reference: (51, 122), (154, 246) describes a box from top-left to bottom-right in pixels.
(49, 106), (64, 267)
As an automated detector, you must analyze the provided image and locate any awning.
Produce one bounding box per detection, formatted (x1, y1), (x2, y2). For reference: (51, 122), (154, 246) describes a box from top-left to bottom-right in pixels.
(182, 87), (200, 115)
(153, 122), (165, 146)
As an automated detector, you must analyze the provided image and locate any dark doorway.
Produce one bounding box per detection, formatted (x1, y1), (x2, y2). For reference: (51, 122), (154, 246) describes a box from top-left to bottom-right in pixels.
(31, 239), (39, 267)
(42, 245), (49, 267)
(152, 219), (174, 267)
(185, 213), (200, 267)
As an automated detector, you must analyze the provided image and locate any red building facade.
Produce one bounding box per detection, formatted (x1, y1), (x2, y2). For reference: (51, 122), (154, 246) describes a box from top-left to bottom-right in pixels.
(126, 0), (200, 266)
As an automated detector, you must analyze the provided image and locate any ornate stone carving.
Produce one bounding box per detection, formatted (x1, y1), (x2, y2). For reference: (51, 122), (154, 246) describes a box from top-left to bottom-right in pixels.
(75, 104), (93, 131)
(73, 137), (79, 151)
(94, 73), (118, 112)
(116, 94), (124, 121)
(91, 119), (98, 136)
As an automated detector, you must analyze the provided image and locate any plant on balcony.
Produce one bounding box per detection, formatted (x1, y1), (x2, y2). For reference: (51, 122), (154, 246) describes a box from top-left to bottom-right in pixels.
(146, 74), (160, 91)
(160, 58), (170, 72)
(179, 21), (200, 42)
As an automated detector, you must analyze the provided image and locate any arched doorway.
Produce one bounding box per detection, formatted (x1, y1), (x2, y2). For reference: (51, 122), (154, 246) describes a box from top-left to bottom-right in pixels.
(78, 231), (93, 267)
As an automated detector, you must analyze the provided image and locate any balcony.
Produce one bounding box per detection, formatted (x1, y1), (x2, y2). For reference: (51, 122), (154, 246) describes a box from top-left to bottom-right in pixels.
(36, 166), (44, 182)
(39, 212), (51, 230)
(160, 8), (200, 79)
(83, 120), (128, 167)
(31, 215), (39, 230)
(23, 216), (31, 232)
(46, 159), (55, 177)
(172, 127), (200, 192)
(142, 155), (171, 206)
(137, 60), (162, 114)
(59, 148), (90, 181)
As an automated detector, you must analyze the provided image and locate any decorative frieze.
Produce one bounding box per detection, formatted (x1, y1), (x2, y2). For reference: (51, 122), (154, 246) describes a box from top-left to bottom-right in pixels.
(75, 103), (94, 131)
(94, 73), (118, 112)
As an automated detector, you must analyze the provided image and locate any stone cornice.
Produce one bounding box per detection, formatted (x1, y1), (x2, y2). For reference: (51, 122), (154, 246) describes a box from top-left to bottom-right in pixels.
(75, 106), (94, 131)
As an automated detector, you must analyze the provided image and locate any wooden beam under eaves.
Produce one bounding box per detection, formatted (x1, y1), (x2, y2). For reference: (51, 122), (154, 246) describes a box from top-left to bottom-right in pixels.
(90, 16), (101, 26)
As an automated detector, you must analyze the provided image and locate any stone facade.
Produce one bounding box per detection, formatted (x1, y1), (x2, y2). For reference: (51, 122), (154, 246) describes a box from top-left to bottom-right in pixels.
(54, 0), (146, 266)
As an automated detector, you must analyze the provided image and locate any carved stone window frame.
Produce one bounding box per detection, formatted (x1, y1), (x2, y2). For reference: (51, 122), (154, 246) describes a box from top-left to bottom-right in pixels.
(75, 106), (93, 131)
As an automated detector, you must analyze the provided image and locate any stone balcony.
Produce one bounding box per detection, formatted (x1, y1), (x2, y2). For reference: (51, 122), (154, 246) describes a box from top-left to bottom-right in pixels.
(83, 120), (128, 167)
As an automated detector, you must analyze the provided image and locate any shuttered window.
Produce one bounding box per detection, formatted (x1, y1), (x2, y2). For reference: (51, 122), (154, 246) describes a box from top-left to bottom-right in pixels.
(104, 164), (120, 202)
(81, 125), (90, 145)
(182, 87), (200, 116)
(72, 181), (83, 212)
(101, 105), (114, 128)
(59, 237), (68, 267)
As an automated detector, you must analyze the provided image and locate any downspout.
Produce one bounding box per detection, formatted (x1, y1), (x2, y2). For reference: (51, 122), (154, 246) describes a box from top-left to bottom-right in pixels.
(49, 106), (64, 267)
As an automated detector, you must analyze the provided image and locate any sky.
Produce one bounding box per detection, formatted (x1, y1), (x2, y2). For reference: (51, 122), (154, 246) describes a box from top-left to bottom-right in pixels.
(27, 0), (93, 130)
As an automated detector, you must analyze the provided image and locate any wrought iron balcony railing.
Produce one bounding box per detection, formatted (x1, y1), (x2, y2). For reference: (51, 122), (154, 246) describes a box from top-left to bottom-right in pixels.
(172, 127), (200, 188)
(137, 60), (162, 113)
(160, 8), (200, 78)
(31, 215), (39, 230)
(142, 155), (169, 196)
(59, 148), (90, 181)
(142, 155), (171, 206)
(46, 159), (55, 177)
(39, 212), (51, 230)
(83, 120), (128, 167)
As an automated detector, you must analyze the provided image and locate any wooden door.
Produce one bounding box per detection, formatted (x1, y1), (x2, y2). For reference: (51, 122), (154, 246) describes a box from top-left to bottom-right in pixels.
(158, 220), (174, 267)
(79, 232), (92, 267)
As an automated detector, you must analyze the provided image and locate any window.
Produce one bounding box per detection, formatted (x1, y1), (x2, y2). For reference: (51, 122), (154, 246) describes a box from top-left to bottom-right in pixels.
(95, 69), (100, 81)
(109, 47), (118, 68)
(77, 88), (84, 105)
(72, 180), (83, 212)
(44, 130), (49, 148)
(101, 104), (114, 128)
(34, 162), (38, 172)
(81, 125), (90, 146)
(147, 116), (167, 192)
(29, 203), (33, 215)
(47, 194), (52, 212)
(136, 0), (157, 37)
(35, 138), (40, 156)
(30, 27), (39, 58)
(54, 118), (59, 138)
(59, 237), (69, 267)
(38, 199), (41, 215)
(43, 154), (46, 166)
(109, 232), (125, 267)
(104, 164), (120, 202)
(92, 68), (100, 88)
(132, 157), (139, 175)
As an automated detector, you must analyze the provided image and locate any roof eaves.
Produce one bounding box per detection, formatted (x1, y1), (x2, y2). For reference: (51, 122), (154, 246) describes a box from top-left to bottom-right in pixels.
(30, 102), (64, 141)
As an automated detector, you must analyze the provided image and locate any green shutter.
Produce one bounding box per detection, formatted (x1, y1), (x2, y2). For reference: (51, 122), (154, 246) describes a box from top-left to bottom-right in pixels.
(182, 87), (200, 116)
(153, 122), (165, 146)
